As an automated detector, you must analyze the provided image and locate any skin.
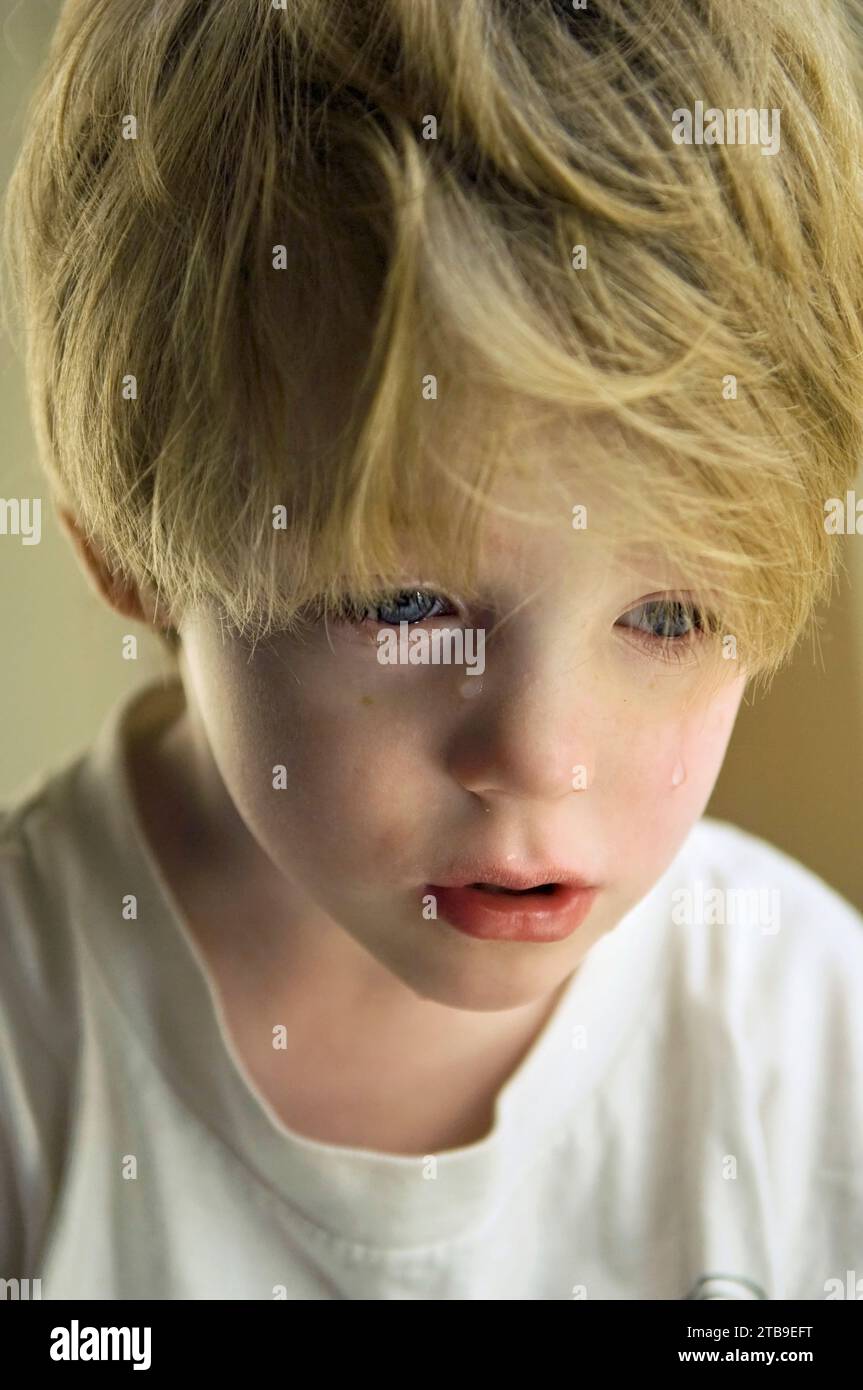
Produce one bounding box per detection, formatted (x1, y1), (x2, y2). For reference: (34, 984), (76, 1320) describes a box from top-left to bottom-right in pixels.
(59, 495), (746, 1152)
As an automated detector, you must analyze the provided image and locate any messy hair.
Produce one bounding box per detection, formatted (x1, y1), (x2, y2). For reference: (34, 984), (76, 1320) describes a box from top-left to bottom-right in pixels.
(5, 0), (863, 687)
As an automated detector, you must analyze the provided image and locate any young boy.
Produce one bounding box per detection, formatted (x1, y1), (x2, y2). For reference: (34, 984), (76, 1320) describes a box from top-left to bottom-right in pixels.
(2, 0), (862, 1301)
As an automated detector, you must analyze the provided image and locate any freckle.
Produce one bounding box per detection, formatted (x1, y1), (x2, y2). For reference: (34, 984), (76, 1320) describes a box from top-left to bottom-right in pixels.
(360, 695), (374, 706)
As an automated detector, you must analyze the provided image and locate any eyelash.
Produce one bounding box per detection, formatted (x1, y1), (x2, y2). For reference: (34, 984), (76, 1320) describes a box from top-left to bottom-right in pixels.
(616, 598), (708, 665)
(329, 590), (709, 665)
(334, 591), (456, 626)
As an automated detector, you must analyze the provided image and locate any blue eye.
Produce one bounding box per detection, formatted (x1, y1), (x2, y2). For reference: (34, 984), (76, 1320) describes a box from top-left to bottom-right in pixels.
(618, 599), (700, 638)
(616, 598), (707, 662)
(340, 589), (455, 625)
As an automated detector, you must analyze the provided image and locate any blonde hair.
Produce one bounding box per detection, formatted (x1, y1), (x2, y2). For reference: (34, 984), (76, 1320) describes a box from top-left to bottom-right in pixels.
(6, 0), (863, 688)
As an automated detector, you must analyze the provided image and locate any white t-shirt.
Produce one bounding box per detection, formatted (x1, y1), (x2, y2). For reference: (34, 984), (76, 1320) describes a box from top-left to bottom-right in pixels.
(1, 676), (861, 1301)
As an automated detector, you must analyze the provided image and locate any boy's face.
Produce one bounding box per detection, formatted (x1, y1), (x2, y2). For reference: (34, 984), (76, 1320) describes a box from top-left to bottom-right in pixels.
(175, 495), (747, 1013)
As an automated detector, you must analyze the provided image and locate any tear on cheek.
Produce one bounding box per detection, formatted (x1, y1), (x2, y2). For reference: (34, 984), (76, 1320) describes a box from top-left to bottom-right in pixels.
(671, 760), (687, 788)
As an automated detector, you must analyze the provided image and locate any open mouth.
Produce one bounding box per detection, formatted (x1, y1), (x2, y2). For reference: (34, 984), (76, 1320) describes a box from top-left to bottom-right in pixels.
(470, 882), (559, 895)
(427, 878), (598, 942)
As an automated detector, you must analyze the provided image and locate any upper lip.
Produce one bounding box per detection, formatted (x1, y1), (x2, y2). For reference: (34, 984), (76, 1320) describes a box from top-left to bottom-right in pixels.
(429, 864), (596, 891)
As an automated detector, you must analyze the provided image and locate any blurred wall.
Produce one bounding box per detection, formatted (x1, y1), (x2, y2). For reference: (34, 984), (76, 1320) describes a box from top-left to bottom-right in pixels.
(2, 1), (861, 907)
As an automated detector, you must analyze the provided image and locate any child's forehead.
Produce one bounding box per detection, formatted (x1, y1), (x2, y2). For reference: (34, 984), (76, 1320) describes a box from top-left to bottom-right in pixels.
(414, 414), (727, 597)
(382, 509), (697, 601)
(373, 415), (704, 599)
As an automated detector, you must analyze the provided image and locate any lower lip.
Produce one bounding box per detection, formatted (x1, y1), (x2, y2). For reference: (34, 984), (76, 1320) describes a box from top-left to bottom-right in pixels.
(426, 883), (599, 942)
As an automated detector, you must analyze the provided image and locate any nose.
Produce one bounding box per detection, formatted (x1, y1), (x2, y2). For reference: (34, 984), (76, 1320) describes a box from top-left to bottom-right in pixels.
(445, 650), (590, 802)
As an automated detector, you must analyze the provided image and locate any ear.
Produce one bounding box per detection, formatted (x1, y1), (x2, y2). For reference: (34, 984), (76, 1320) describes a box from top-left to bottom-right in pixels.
(58, 506), (175, 633)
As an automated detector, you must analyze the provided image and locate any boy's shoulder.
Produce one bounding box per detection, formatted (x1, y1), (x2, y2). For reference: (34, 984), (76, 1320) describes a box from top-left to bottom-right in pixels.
(0, 686), (142, 971)
(648, 818), (863, 1299)
(0, 762), (87, 1052)
(668, 814), (863, 1001)
(665, 814), (863, 1126)
(679, 813), (863, 937)
(685, 811), (858, 889)
(0, 759), (95, 1269)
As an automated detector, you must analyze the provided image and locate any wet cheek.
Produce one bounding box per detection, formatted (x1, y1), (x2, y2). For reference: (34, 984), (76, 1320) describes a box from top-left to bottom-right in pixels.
(599, 695), (739, 877)
(607, 733), (696, 829)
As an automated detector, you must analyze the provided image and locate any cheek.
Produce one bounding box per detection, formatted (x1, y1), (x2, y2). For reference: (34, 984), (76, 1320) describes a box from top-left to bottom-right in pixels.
(675, 675), (747, 795)
(600, 675), (745, 864)
(215, 674), (429, 873)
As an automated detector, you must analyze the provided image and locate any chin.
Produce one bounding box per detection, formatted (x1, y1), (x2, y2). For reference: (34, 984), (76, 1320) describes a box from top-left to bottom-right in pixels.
(386, 943), (575, 1014)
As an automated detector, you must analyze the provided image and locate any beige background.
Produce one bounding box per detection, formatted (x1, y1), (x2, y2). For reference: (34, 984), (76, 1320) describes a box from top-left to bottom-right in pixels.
(2, 1), (861, 907)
